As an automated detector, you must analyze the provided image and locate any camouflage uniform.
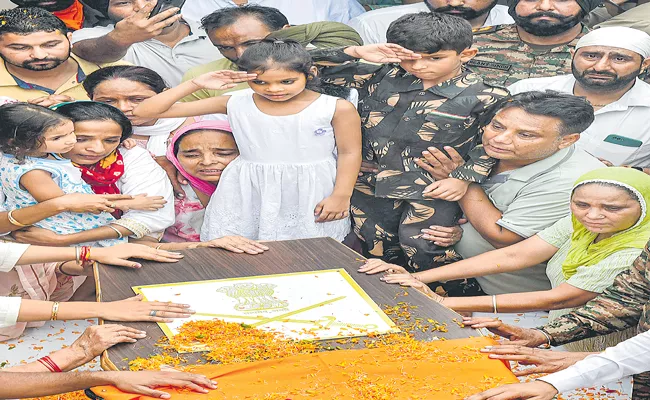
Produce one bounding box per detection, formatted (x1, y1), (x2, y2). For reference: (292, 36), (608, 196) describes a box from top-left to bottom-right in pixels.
(469, 24), (589, 87)
(311, 48), (508, 272)
(539, 242), (650, 399)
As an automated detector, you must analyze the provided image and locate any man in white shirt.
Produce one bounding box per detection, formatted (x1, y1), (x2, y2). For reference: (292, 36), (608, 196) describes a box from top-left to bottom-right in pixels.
(509, 27), (650, 169)
(181, 0), (366, 25)
(70, 0), (222, 86)
(347, 0), (513, 44)
(465, 329), (650, 400)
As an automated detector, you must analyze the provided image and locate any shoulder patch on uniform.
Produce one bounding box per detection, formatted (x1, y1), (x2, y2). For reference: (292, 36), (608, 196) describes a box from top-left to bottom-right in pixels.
(472, 25), (498, 34)
(466, 59), (512, 72)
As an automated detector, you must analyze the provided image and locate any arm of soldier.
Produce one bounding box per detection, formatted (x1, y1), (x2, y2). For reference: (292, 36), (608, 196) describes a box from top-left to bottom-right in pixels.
(540, 247), (650, 346)
(309, 47), (387, 94)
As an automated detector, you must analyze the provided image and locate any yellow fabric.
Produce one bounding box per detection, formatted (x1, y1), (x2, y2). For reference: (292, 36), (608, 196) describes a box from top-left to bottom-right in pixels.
(92, 337), (518, 399)
(0, 54), (128, 102)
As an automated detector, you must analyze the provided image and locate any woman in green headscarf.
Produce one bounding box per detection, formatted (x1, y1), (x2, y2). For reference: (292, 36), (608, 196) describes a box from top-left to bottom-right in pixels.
(360, 167), (650, 351)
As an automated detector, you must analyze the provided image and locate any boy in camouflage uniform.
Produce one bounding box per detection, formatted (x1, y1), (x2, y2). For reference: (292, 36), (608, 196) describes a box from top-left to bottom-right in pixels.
(311, 13), (508, 273)
(469, 0), (600, 86)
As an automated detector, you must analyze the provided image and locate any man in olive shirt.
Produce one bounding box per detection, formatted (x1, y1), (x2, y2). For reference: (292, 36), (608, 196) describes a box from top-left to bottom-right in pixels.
(180, 5), (363, 101)
(469, 0), (601, 86)
(0, 7), (121, 103)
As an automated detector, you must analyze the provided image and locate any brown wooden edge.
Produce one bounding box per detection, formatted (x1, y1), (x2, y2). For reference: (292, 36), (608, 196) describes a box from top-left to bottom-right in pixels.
(93, 261), (120, 372)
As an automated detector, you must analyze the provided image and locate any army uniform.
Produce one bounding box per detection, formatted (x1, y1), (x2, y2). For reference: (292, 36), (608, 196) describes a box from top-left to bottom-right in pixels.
(469, 24), (589, 87)
(311, 47), (508, 272)
(538, 242), (650, 398)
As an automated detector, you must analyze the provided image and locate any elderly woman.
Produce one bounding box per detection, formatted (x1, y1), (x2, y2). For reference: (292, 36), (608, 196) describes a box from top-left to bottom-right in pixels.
(164, 120), (240, 243)
(82, 66), (200, 157)
(361, 167), (650, 351)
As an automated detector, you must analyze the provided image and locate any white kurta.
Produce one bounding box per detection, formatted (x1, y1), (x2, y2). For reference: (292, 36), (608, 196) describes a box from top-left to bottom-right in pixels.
(540, 329), (650, 393)
(0, 242), (30, 328)
(113, 146), (175, 239)
(509, 75), (650, 167)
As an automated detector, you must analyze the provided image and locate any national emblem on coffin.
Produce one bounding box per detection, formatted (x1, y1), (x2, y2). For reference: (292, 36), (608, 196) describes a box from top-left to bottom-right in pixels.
(216, 283), (289, 312)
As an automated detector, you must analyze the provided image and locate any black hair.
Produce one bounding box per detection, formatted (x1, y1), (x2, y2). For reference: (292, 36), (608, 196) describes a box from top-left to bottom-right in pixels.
(386, 12), (473, 54)
(0, 7), (68, 37)
(55, 101), (133, 143)
(83, 66), (168, 98)
(479, 91), (595, 136)
(0, 102), (70, 161)
(173, 128), (234, 157)
(237, 39), (351, 99)
(200, 4), (288, 33)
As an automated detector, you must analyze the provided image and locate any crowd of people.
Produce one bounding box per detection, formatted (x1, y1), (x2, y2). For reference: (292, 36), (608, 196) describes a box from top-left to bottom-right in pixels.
(0, 0), (649, 399)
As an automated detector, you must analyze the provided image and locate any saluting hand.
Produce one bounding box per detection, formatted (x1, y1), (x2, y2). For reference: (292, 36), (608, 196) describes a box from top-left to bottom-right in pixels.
(344, 44), (421, 64)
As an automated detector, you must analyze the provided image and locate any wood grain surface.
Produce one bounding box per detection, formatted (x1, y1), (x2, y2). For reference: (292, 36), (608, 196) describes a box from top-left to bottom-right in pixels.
(96, 238), (480, 370)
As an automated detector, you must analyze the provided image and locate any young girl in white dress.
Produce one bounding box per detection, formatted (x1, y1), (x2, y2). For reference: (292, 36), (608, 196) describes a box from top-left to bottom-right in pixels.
(134, 40), (362, 241)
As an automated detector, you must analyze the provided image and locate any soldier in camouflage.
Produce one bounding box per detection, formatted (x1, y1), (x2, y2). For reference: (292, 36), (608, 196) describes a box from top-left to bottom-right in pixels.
(464, 241), (650, 398)
(469, 0), (602, 86)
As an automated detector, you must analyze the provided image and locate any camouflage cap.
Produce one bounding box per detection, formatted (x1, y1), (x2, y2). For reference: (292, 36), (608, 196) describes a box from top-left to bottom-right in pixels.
(507, 0), (602, 16)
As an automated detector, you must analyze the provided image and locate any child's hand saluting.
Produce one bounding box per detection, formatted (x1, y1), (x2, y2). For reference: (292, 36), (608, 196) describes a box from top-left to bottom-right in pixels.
(191, 70), (258, 91)
(314, 194), (351, 222)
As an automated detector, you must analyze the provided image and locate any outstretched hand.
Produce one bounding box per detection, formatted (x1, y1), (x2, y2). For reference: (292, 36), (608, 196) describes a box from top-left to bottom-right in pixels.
(346, 44), (421, 64)
(464, 381), (558, 400)
(192, 70), (258, 91)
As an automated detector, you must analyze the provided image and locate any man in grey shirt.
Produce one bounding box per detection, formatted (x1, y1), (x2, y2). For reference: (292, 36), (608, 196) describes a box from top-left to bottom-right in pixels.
(417, 91), (605, 295)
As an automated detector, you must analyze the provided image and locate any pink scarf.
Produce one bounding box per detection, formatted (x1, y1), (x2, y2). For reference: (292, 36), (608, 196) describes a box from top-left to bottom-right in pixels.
(166, 120), (234, 196)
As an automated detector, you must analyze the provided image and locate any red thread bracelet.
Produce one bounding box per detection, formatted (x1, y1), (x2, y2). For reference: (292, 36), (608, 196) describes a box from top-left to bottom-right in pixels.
(38, 356), (62, 372)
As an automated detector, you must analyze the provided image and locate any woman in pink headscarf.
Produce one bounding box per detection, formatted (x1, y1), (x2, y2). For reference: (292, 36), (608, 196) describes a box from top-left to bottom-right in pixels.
(165, 121), (246, 244)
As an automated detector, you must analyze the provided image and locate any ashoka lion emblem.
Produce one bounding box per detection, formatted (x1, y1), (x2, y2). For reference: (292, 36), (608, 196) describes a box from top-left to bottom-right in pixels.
(216, 283), (289, 311)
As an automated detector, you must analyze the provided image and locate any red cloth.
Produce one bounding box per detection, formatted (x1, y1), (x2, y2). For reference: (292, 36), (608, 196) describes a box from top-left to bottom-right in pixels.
(53, 0), (85, 31)
(73, 150), (124, 218)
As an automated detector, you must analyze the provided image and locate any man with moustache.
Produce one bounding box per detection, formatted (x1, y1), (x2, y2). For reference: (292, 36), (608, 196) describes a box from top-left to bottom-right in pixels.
(469, 0), (601, 86)
(70, 0), (221, 86)
(8, 0), (109, 30)
(0, 7), (123, 102)
(347, 0), (513, 44)
(509, 27), (650, 171)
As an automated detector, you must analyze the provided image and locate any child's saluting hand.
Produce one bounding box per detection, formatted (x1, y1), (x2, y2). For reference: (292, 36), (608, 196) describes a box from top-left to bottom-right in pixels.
(191, 70), (258, 91)
(314, 194), (351, 223)
(344, 43), (422, 64)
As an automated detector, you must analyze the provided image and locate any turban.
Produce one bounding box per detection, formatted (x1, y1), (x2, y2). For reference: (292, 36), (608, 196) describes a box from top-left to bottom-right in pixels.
(575, 26), (650, 58)
(507, 0), (602, 16)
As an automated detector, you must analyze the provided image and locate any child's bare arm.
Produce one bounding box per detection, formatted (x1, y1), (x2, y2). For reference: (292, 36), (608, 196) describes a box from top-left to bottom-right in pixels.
(314, 100), (362, 222)
(132, 71), (255, 119)
(20, 170), (67, 202)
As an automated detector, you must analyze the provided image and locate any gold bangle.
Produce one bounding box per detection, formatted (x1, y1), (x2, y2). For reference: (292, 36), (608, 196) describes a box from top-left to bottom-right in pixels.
(107, 225), (124, 239)
(155, 244), (163, 250)
(50, 301), (60, 321)
(7, 210), (30, 227)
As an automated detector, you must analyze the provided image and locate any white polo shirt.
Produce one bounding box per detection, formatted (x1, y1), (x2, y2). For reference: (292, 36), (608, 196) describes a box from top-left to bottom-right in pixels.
(509, 75), (650, 167)
(347, 3), (514, 45)
(71, 20), (222, 86)
(181, 0), (366, 25)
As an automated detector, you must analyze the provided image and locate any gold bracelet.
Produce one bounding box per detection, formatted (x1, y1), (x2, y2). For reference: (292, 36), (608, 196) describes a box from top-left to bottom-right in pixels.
(107, 225), (123, 239)
(492, 295), (498, 314)
(155, 244), (164, 250)
(50, 301), (60, 321)
(7, 210), (30, 227)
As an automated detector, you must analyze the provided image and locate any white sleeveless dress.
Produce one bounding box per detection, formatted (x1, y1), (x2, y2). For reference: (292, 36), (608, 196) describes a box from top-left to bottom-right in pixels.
(200, 93), (351, 242)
